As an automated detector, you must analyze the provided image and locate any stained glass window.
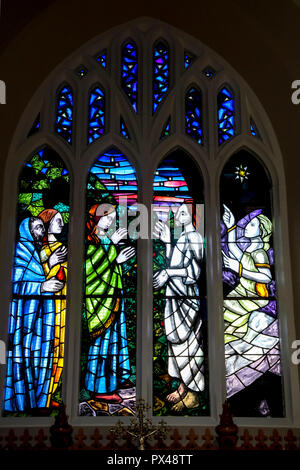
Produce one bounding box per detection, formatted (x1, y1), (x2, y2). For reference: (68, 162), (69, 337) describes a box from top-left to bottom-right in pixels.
(55, 85), (73, 144)
(160, 117), (171, 140)
(96, 51), (107, 69)
(28, 114), (40, 137)
(250, 118), (261, 139)
(153, 41), (169, 113)
(184, 52), (195, 70)
(79, 147), (137, 417)
(5, 27), (289, 424)
(217, 86), (236, 145)
(121, 42), (138, 113)
(120, 117), (130, 139)
(185, 87), (203, 144)
(88, 86), (105, 144)
(220, 150), (284, 417)
(153, 151), (208, 417)
(3, 147), (70, 417)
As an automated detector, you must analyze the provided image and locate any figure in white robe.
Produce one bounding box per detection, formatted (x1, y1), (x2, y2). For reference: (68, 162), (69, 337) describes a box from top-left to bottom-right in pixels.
(153, 203), (204, 411)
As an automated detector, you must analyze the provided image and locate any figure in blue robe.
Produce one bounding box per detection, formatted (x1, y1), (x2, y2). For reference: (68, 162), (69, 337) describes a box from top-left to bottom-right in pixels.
(3, 218), (56, 412)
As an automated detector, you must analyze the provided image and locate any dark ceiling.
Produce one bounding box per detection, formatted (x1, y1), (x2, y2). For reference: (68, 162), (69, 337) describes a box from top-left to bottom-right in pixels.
(0, 0), (55, 51)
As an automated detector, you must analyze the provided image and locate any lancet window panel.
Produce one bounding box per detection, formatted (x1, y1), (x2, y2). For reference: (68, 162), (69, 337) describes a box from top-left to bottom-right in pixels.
(153, 40), (170, 113)
(3, 147), (70, 417)
(153, 151), (209, 417)
(220, 150), (284, 418)
(121, 41), (138, 113)
(79, 148), (137, 417)
(217, 85), (236, 145)
(55, 85), (74, 144)
(185, 87), (203, 145)
(88, 86), (105, 144)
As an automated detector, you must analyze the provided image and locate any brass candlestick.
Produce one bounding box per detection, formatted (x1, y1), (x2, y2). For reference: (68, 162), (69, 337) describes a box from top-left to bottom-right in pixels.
(111, 398), (168, 450)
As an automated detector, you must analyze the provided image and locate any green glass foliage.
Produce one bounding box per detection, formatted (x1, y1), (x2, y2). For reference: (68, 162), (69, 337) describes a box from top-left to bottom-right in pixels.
(18, 148), (70, 228)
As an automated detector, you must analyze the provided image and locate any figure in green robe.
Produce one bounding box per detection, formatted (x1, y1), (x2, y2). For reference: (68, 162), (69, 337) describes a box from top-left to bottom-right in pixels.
(85, 204), (135, 403)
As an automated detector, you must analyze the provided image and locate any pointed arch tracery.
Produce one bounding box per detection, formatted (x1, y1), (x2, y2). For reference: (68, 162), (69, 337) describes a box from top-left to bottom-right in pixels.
(0, 19), (294, 424)
(3, 146), (70, 416)
(220, 149), (284, 417)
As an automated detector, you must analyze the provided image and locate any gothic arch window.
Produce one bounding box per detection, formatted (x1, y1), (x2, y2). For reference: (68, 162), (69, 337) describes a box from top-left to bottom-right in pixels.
(80, 148), (138, 416)
(3, 147), (70, 416)
(0, 19), (298, 426)
(220, 150), (284, 417)
(153, 150), (208, 417)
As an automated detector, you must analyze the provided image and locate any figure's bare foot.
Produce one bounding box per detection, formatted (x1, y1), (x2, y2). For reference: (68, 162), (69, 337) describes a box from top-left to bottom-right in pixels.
(166, 383), (187, 404)
(171, 391), (200, 412)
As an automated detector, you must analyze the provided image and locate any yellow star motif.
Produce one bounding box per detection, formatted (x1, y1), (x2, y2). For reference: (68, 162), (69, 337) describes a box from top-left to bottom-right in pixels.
(235, 164), (249, 183)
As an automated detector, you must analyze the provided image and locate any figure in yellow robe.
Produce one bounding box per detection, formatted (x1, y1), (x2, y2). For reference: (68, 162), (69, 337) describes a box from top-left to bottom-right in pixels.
(39, 209), (68, 407)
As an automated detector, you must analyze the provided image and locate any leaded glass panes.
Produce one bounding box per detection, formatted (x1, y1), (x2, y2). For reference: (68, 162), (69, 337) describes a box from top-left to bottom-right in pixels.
(160, 116), (171, 140)
(153, 151), (209, 417)
(184, 52), (195, 70)
(121, 42), (138, 113)
(120, 117), (130, 139)
(220, 150), (284, 417)
(55, 85), (73, 144)
(217, 86), (236, 145)
(28, 114), (40, 137)
(3, 147), (70, 417)
(96, 51), (107, 69)
(88, 86), (105, 144)
(79, 148), (137, 417)
(153, 41), (169, 113)
(250, 118), (261, 139)
(185, 87), (203, 144)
